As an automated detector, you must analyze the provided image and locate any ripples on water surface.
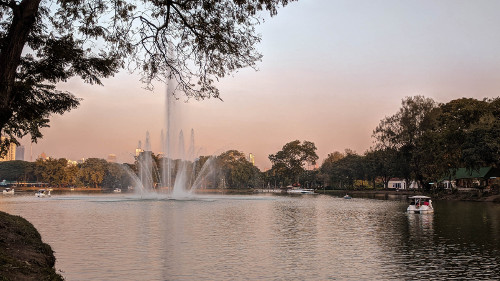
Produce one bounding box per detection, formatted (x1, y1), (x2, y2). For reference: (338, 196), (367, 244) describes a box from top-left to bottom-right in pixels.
(1, 194), (499, 280)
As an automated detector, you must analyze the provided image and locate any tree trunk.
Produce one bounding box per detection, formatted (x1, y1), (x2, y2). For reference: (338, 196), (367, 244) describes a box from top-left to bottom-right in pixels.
(0, 0), (42, 134)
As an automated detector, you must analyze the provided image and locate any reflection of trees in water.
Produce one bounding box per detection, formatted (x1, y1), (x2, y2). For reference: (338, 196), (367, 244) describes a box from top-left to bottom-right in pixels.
(378, 200), (500, 279)
(271, 200), (319, 253)
(434, 201), (500, 249)
(271, 198), (406, 279)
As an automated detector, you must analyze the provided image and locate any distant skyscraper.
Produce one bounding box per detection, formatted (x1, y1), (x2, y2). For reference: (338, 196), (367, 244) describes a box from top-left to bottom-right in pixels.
(136, 140), (144, 157)
(249, 153), (255, 165)
(107, 154), (117, 163)
(38, 152), (48, 160)
(15, 145), (25, 161)
(0, 137), (16, 162)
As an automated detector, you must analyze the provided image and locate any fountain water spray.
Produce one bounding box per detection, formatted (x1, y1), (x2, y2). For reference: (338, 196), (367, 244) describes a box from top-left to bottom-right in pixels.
(129, 46), (217, 199)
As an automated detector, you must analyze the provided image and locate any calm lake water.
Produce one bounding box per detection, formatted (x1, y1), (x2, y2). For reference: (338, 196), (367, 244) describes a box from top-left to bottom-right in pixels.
(1, 193), (499, 280)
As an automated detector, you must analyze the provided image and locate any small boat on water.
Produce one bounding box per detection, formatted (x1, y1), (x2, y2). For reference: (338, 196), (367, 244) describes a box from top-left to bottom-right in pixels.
(113, 188), (122, 193)
(343, 194), (352, 199)
(35, 189), (51, 198)
(407, 196), (433, 214)
(286, 185), (315, 194)
(2, 188), (14, 195)
(287, 189), (315, 194)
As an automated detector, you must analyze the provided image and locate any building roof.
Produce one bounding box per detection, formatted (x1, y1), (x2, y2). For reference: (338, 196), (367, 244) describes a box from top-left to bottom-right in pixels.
(446, 167), (500, 180)
(388, 178), (404, 181)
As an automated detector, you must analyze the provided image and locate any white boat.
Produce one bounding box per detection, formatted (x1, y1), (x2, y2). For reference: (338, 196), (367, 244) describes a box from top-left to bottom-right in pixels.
(113, 188), (122, 193)
(343, 194), (352, 199)
(2, 188), (14, 195)
(407, 196), (433, 214)
(287, 188), (315, 194)
(35, 189), (51, 198)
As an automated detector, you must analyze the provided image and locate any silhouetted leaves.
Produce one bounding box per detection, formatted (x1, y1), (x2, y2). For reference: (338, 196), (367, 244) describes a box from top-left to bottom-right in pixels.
(0, 0), (296, 155)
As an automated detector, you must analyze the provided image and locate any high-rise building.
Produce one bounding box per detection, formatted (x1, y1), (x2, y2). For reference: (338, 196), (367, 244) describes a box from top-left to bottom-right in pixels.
(15, 145), (25, 161)
(0, 137), (16, 162)
(38, 152), (48, 160)
(135, 141), (144, 157)
(249, 153), (255, 165)
(107, 154), (117, 163)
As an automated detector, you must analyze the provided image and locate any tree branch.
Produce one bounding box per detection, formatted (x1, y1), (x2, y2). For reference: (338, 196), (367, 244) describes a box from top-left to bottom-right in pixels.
(0, 0), (16, 9)
(169, 2), (201, 38)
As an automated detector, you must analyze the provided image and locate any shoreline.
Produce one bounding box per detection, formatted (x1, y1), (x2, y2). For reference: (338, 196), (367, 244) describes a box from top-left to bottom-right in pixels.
(1, 187), (497, 280)
(4, 186), (500, 203)
(252, 188), (500, 203)
(312, 188), (500, 203)
(0, 211), (63, 281)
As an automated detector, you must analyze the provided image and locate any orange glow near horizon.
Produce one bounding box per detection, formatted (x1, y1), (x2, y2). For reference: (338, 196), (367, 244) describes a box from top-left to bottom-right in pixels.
(21, 0), (500, 170)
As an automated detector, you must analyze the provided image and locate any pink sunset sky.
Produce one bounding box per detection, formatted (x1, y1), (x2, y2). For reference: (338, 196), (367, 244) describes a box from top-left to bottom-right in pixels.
(21, 0), (500, 170)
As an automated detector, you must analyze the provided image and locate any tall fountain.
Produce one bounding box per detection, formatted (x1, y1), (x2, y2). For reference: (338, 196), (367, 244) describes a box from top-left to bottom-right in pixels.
(130, 60), (217, 199)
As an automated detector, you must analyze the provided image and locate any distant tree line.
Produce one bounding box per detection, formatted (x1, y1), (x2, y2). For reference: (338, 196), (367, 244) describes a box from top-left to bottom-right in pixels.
(0, 149), (263, 190)
(265, 96), (500, 191)
(2, 96), (498, 191)
(0, 158), (133, 189)
(317, 96), (500, 191)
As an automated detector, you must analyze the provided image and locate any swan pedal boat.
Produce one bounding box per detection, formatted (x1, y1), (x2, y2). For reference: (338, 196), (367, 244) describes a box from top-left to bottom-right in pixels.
(35, 189), (51, 198)
(2, 188), (14, 195)
(407, 195), (433, 214)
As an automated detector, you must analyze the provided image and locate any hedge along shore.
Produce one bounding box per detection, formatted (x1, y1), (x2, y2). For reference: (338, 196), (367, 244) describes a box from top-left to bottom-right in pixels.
(0, 211), (63, 281)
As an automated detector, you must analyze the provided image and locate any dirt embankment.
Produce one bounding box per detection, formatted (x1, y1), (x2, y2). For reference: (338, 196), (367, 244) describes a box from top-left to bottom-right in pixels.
(0, 211), (63, 281)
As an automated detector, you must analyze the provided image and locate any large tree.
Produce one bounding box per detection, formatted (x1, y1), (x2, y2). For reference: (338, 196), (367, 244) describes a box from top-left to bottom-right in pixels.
(34, 157), (68, 186)
(217, 150), (257, 188)
(0, 0), (296, 155)
(78, 157), (107, 188)
(0, 159), (35, 181)
(363, 148), (399, 189)
(436, 97), (500, 171)
(269, 140), (318, 185)
(373, 96), (437, 189)
(320, 149), (364, 189)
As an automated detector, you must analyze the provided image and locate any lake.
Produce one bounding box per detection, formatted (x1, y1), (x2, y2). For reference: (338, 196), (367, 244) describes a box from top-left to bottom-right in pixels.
(1, 193), (499, 280)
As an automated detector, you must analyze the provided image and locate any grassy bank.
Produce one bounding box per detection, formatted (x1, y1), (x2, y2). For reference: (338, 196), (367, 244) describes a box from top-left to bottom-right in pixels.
(0, 211), (63, 281)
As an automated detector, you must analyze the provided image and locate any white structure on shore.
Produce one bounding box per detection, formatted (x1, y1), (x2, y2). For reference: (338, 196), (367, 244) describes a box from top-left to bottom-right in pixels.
(387, 178), (418, 189)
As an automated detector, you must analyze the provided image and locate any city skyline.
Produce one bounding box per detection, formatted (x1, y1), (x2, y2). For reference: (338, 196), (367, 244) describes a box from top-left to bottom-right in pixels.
(18, 0), (500, 169)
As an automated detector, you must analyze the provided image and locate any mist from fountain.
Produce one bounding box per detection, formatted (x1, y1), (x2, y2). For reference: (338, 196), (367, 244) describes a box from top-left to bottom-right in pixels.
(139, 132), (154, 191)
(128, 60), (217, 199)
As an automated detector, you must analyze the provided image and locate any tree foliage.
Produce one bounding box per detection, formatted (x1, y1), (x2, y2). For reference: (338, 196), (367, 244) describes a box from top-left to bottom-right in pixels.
(34, 157), (68, 186)
(373, 96), (437, 188)
(217, 150), (258, 188)
(0, 160), (35, 181)
(436, 98), (500, 171)
(0, 0), (296, 155)
(317, 96), (500, 190)
(78, 158), (108, 188)
(268, 140), (318, 185)
(320, 149), (365, 189)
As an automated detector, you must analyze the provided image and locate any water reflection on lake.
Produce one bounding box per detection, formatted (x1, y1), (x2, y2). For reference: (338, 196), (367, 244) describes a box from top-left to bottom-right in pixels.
(1, 194), (499, 280)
